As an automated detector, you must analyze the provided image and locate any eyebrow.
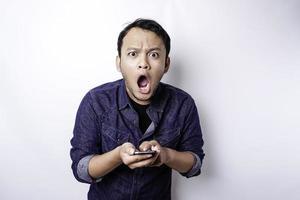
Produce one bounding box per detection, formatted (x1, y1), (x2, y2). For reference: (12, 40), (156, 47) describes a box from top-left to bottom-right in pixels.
(126, 47), (162, 52)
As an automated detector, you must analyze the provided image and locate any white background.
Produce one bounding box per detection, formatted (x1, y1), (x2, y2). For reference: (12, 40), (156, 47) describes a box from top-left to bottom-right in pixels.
(1, 0), (300, 199)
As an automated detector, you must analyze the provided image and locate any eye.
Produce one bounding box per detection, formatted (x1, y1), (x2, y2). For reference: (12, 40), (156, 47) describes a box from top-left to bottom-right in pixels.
(149, 52), (159, 58)
(128, 51), (137, 57)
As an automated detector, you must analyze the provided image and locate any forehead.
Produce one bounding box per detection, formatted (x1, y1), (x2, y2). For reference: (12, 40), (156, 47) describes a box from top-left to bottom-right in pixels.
(122, 27), (164, 49)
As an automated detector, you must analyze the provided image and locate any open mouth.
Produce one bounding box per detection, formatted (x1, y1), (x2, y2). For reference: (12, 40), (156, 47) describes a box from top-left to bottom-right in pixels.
(137, 75), (150, 94)
(137, 75), (149, 88)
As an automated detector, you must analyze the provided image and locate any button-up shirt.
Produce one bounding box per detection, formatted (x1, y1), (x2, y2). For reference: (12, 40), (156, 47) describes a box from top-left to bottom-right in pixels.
(70, 79), (205, 200)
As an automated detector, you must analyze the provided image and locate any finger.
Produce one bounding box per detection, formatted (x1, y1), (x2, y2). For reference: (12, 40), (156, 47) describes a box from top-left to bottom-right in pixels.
(125, 146), (135, 155)
(120, 146), (135, 156)
(133, 154), (154, 161)
(121, 142), (135, 154)
(139, 141), (152, 151)
(148, 153), (160, 166)
(122, 142), (135, 148)
(149, 140), (159, 146)
(151, 145), (160, 152)
(149, 140), (161, 151)
(128, 157), (156, 169)
(124, 154), (153, 165)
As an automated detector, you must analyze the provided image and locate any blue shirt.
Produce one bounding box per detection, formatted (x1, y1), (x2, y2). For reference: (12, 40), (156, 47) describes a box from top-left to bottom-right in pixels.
(70, 79), (205, 200)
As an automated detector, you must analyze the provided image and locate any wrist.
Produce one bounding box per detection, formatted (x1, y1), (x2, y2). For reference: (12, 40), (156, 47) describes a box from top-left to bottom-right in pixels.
(163, 147), (173, 165)
(114, 146), (123, 164)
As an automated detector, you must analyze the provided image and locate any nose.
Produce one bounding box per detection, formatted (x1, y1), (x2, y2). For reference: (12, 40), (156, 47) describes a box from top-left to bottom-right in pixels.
(138, 55), (150, 70)
(138, 65), (149, 69)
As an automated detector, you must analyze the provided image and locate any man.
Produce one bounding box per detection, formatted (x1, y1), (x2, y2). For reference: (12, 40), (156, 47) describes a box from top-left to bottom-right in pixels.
(70, 18), (205, 200)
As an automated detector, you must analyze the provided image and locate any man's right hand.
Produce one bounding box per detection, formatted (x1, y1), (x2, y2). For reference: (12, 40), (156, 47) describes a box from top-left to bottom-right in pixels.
(119, 142), (156, 169)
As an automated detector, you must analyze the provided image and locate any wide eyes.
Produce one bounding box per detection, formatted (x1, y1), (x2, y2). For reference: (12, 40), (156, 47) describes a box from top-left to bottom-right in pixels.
(128, 51), (137, 57)
(149, 52), (159, 58)
(127, 51), (160, 59)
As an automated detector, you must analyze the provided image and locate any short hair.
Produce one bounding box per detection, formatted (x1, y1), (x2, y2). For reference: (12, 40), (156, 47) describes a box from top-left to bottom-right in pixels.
(117, 18), (171, 58)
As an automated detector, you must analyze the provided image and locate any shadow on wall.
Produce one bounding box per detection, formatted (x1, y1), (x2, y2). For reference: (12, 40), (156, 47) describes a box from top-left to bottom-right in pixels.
(167, 54), (218, 198)
(167, 54), (217, 176)
(163, 56), (184, 87)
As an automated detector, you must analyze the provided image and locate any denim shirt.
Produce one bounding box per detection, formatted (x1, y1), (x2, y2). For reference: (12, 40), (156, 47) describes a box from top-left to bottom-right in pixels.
(70, 79), (205, 200)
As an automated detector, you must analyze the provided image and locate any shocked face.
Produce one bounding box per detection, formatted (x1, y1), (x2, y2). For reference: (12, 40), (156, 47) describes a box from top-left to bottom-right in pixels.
(116, 28), (170, 105)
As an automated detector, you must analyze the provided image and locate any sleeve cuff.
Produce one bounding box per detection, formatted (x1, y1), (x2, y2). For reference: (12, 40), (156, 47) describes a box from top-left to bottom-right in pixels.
(77, 155), (102, 183)
(181, 152), (202, 178)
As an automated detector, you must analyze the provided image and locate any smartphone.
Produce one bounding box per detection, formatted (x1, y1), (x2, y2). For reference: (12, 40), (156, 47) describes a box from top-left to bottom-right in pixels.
(132, 150), (156, 156)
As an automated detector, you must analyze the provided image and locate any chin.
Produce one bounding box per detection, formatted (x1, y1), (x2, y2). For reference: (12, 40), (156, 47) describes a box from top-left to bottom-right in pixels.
(134, 93), (152, 102)
(137, 94), (152, 101)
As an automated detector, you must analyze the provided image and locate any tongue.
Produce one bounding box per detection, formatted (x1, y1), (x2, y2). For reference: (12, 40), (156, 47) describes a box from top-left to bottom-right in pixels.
(138, 76), (149, 88)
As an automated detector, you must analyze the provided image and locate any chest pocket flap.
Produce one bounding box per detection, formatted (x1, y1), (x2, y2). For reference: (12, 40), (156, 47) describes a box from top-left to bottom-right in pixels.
(101, 124), (129, 152)
(154, 127), (180, 148)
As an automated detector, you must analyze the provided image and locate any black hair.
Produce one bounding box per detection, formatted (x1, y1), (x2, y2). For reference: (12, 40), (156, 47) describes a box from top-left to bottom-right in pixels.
(117, 18), (171, 58)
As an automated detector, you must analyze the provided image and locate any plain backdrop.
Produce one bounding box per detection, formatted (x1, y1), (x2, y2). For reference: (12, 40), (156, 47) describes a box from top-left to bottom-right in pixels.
(1, 0), (300, 199)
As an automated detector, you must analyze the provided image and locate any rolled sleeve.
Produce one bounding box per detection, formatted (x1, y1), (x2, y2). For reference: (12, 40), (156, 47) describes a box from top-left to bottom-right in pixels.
(77, 155), (95, 183)
(177, 98), (205, 178)
(181, 152), (202, 178)
(70, 92), (102, 184)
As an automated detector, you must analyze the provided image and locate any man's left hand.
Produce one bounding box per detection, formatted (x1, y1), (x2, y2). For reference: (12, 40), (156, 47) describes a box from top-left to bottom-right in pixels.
(139, 140), (169, 167)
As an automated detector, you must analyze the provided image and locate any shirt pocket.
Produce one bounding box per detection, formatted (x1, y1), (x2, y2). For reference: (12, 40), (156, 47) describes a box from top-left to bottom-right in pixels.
(101, 124), (130, 152)
(154, 127), (180, 148)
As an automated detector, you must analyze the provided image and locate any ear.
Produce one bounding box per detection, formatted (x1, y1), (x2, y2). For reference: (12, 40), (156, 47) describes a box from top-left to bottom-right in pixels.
(164, 57), (170, 73)
(116, 55), (121, 72)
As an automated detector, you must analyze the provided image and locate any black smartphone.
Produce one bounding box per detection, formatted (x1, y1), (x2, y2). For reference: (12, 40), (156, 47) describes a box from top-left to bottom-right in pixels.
(132, 150), (156, 156)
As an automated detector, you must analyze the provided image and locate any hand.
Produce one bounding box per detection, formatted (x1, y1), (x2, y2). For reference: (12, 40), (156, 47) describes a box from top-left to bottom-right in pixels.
(119, 142), (155, 169)
(139, 140), (168, 167)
